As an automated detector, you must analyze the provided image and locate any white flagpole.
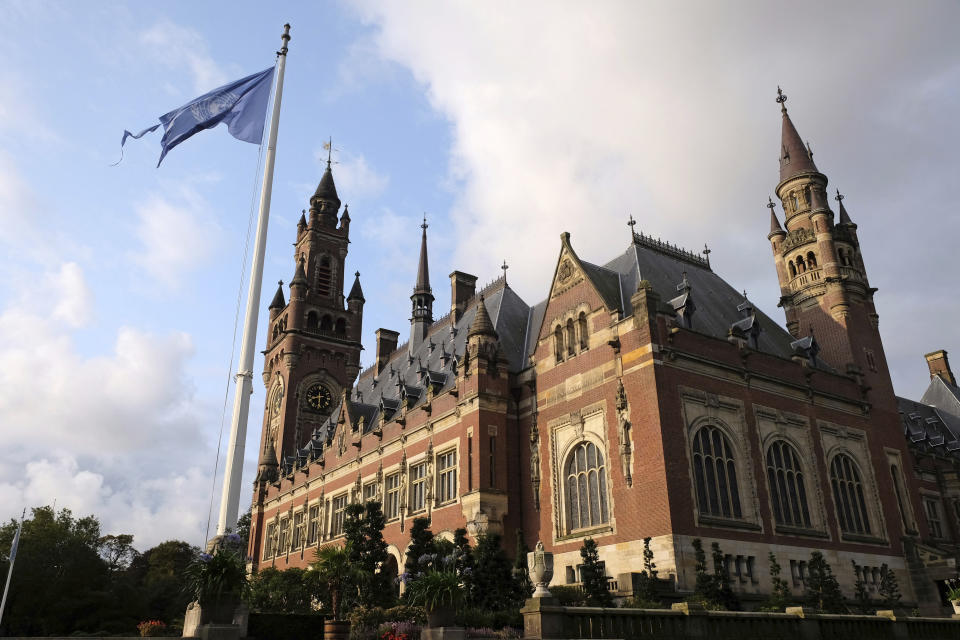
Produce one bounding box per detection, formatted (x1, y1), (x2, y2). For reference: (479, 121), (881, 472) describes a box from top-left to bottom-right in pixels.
(216, 24), (290, 537)
(0, 509), (25, 627)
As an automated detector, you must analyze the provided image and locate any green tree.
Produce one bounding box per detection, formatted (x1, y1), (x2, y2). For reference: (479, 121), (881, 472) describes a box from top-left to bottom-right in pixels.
(129, 540), (199, 623)
(632, 537), (659, 606)
(404, 517), (435, 583)
(579, 538), (613, 607)
(759, 553), (792, 612)
(805, 551), (845, 613)
(690, 538), (719, 607)
(878, 564), (902, 610)
(312, 544), (361, 620)
(235, 509), (252, 551)
(99, 534), (139, 572)
(0, 506), (112, 636)
(473, 533), (524, 610)
(343, 500), (393, 608)
(711, 542), (739, 610)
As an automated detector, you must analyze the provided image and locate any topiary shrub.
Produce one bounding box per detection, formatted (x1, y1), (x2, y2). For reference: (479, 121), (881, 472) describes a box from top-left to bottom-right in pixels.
(548, 585), (585, 607)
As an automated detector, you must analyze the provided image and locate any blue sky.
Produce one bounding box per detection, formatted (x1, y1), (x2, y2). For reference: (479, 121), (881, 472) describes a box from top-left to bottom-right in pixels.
(1, 1), (957, 548)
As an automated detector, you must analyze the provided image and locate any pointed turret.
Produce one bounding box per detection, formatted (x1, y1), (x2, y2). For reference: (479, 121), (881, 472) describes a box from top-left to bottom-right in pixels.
(767, 197), (786, 240)
(777, 87), (818, 183)
(409, 216), (435, 350)
(468, 296), (497, 339)
(269, 280), (286, 310)
(836, 190), (855, 226)
(290, 257), (308, 288)
(310, 158), (341, 227)
(348, 271), (365, 302)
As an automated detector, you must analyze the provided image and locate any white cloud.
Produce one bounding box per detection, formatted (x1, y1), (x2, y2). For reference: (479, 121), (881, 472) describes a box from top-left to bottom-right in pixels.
(132, 190), (221, 290)
(349, 1), (960, 399)
(139, 20), (227, 94)
(48, 262), (94, 328)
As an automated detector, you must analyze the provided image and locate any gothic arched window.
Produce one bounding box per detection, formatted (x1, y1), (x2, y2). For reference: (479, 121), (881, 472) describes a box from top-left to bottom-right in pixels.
(565, 441), (609, 531)
(806, 251), (818, 269)
(320, 315), (333, 332)
(796, 255), (806, 273)
(766, 440), (811, 528)
(789, 261), (797, 278)
(306, 311), (318, 329)
(566, 319), (576, 356)
(554, 326), (564, 362)
(692, 425), (742, 519)
(578, 312), (588, 350)
(830, 453), (871, 535)
(317, 256), (332, 296)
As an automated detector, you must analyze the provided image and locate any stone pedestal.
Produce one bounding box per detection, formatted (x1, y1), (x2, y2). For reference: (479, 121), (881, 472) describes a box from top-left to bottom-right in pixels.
(422, 626), (466, 640)
(182, 601), (248, 638)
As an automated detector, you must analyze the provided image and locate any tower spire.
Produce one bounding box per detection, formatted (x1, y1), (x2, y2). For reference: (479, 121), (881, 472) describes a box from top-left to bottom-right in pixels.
(410, 214), (434, 350)
(777, 87), (818, 183)
(835, 189), (854, 226)
(767, 197), (785, 239)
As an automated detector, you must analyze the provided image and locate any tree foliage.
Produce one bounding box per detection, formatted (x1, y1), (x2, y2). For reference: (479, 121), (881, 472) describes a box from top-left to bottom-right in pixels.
(579, 538), (613, 607)
(343, 500), (394, 608)
(759, 553), (792, 612)
(878, 564), (902, 610)
(248, 567), (322, 613)
(472, 533), (525, 610)
(404, 517), (436, 583)
(805, 551), (845, 613)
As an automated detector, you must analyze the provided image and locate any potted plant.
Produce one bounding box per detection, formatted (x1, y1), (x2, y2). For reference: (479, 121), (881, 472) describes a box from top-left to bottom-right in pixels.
(312, 543), (360, 640)
(183, 534), (249, 625)
(405, 570), (464, 628)
(946, 580), (960, 615)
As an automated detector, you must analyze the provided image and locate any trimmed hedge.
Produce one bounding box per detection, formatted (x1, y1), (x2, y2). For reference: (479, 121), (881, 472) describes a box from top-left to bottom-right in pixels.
(247, 612), (325, 640)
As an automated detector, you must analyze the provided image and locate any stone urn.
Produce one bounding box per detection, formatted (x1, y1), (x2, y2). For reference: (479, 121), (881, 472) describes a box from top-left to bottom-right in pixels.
(952, 599), (960, 616)
(527, 541), (554, 598)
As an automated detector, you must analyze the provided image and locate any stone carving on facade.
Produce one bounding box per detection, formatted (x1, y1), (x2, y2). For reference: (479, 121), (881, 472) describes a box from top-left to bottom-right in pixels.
(529, 413), (541, 511)
(616, 376), (633, 488)
(557, 259), (574, 283)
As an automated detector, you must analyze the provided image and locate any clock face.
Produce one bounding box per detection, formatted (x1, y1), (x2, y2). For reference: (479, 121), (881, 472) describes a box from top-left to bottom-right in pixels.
(305, 383), (332, 412)
(271, 389), (283, 416)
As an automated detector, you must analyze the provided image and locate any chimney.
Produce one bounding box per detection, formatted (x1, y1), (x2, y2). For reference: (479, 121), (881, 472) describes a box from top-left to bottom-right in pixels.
(375, 328), (400, 376)
(925, 349), (956, 386)
(449, 271), (478, 322)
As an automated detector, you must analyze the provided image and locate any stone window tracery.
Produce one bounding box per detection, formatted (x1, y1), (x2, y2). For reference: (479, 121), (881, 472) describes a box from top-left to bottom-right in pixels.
(385, 472), (401, 520)
(692, 425), (742, 519)
(829, 453), (871, 535)
(564, 441), (610, 531)
(766, 440), (811, 528)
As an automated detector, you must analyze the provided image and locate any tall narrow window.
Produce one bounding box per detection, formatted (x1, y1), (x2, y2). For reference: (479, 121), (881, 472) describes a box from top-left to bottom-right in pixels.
(291, 511), (304, 549)
(578, 312), (588, 350)
(363, 482), (378, 502)
(691, 425), (742, 519)
(829, 454), (871, 535)
(924, 498), (944, 539)
(566, 319), (576, 356)
(331, 495), (348, 536)
(437, 450), (457, 504)
(409, 463), (427, 512)
(489, 436), (496, 487)
(306, 505), (320, 545)
(565, 441), (610, 531)
(385, 473), (401, 520)
(278, 516), (290, 553)
(789, 261), (797, 278)
(317, 256), (332, 296)
(806, 251), (818, 269)
(890, 464), (910, 530)
(554, 326), (564, 362)
(766, 440), (812, 528)
(263, 523), (276, 560)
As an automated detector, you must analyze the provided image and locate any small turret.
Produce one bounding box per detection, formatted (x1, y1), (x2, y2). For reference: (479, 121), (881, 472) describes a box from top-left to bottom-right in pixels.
(410, 216), (435, 351)
(269, 280), (286, 320)
(767, 197), (786, 240)
(339, 204), (351, 237)
(309, 159), (341, 228)
(468, 295), (497, 339)
(348, 271), (365, 316)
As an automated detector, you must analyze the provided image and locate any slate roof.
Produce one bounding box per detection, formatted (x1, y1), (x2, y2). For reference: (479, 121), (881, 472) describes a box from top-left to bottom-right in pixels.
(897, 395), (960, 456)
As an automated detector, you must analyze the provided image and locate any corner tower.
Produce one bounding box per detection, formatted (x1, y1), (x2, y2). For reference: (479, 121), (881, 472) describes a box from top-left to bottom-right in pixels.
(409, 216), (434, 351)
(767, 88), (893, 402)
(257, 159), (364, 472)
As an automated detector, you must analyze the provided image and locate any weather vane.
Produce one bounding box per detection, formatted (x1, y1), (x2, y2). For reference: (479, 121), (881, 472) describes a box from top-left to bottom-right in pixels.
(776, 86), (788, 113)
(322, 136), (338, 166)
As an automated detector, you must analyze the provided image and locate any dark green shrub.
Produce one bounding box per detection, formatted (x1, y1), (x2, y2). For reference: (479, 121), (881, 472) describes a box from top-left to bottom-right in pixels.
(805, 551), (845, 613)
(548, 585), (585, 606)
(247, 612), (324, 640)
(579, 538), (613, 607)
(384, 604), (427, 625)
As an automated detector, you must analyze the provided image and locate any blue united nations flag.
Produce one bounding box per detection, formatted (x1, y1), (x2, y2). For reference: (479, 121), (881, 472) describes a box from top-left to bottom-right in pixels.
(120, 66), (276, 166)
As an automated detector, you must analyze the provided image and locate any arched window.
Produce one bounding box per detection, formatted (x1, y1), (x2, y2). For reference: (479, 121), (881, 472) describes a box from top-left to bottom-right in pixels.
(766, 440), (811, 528)
(320, 315), (332, 331)
(565, 441), (609, 531)
(578, 312), (588, 350)
(796, 255), (806, 273)
(554, 326), (564, 362)
(306, 311), (318, 329)
(830, 454), (871, 535)
(335, 318), (346, 335)
(692, 425), (742, 519)
(792, 193), (799, 210)
(789, 261), (797, 278)
(317, 256), (332, 296)
(566, 319), (576, 356)
(806, 251), (817, 269)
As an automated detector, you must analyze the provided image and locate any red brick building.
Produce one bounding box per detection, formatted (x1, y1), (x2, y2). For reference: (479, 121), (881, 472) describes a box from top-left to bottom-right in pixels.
(247, 93), (957, 613)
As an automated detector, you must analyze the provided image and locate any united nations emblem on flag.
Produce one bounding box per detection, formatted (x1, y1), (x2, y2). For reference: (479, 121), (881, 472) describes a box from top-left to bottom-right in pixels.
(190, 91), (240, 121)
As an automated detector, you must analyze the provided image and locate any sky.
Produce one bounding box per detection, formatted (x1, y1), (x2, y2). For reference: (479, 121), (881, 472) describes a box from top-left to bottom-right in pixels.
(0, 1), (957, 550)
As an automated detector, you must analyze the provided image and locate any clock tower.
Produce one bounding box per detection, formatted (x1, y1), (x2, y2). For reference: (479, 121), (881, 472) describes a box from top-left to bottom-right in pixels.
(256, 159), (365, 478)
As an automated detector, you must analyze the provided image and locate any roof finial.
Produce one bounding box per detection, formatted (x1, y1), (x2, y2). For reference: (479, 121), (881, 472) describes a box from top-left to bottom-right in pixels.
(627, 214), (637, 243)
(834, 189), (844, 203)
(325, 136), (333, 167)
(702, 243), (711, 267)
(776, 86), (788, 114)
(806, 140), (813, 159)
(501, 259), (509, 284)
(767, 196), (776, 210)
(421, 213), (428, 231)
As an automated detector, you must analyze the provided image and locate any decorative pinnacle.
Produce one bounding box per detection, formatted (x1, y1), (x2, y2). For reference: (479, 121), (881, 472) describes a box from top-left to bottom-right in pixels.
(325, 136), (333, 167)
(278, 280), (283, 286)
(355, 271), (360, 277)
(834, 189), (844, 203)
(501, 260), (509, 283)
(806, 140), (813, 158)
(702, 243), (711, 266)
(776, 86), (788, 113)
(421, 213), (428, 231)
(767, 196), (776, 210)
